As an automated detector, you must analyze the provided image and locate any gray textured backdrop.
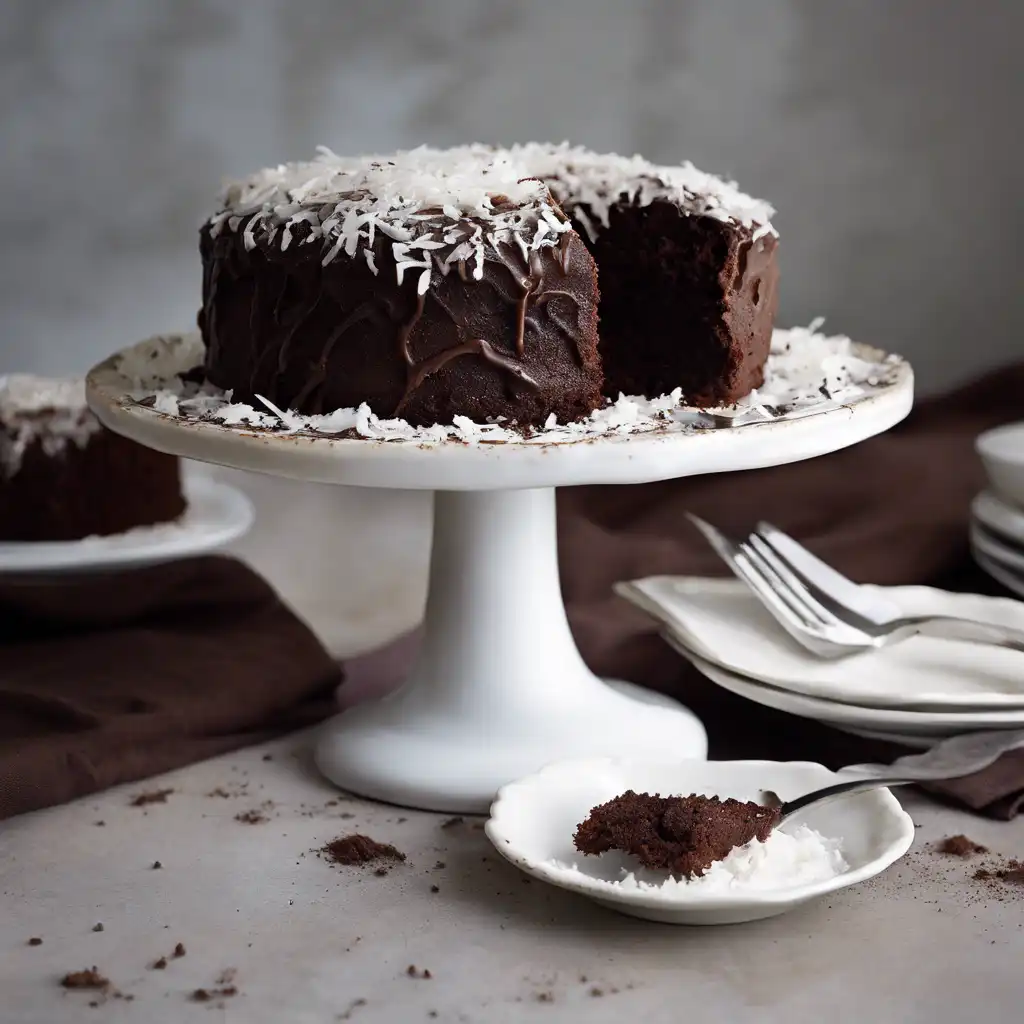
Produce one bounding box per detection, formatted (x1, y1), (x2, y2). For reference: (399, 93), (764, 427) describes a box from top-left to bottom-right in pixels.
(2, 0), (1022, 392)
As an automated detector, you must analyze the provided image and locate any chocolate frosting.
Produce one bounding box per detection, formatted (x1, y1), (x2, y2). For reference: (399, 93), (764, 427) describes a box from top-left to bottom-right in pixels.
(200, 215), (603, 428)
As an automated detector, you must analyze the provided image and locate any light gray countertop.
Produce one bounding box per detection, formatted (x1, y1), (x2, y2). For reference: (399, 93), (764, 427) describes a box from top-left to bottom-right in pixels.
(2, 731), (1022, 1024)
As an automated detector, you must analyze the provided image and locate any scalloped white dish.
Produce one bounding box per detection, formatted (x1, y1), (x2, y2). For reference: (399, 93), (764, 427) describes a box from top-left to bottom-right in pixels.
(485, 757), (914, 925)
(0, 475), (254, 575)
(977, 423), (1024, 509)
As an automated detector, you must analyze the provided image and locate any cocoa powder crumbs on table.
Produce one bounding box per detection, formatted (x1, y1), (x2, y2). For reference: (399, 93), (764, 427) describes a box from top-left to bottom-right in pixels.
(430, 885), (440, 893)
(94, 821), (105, 827)
(61, 968), (111, 990)
(151, 861), (163, 870)
(406, 965), (432, 980)
(535, 991), (554, 1003)
(374, 867), (389, 877)
(440, 816), (464, 829)
(434, 861), (446, 870)
(173, 943), (186, 958)
(27, 937), (42, 946)
(150, 957), (168, 970)
(589, 987), (604, 998)
(129, 789), (174, 807)
(235, 809), (269, 825)
(207, 787), (232, 798)
(92, 923), (104, 932)
(262, 754), (273, 761)
(937, 835), (988, 857)
(319, 835), (406, 868)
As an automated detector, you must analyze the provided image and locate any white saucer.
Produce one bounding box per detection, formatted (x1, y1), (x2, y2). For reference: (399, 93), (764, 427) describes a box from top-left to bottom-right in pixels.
(485, 757), (914, 925)
(973, 547), (1024, 600)
(977, 422), (1024, 509)
(0, 475), (254, 576)
(673, 642), (1024, 736)
(623, 576), (1024, 709)
(971, 521), (1024, 575)
(972, 490), (1024, 545)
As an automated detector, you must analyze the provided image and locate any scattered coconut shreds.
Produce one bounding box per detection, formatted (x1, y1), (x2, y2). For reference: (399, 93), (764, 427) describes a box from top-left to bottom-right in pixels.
(108, 323), (902, 448)
(206, 143), (776, 297)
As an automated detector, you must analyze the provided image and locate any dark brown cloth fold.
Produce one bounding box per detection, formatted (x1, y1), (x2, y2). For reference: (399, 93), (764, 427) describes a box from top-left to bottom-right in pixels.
(0, 556), (341, 820)
(557, 362), (1024, 819)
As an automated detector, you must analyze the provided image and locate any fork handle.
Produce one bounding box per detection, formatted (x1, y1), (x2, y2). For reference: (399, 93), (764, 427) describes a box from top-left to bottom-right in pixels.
(901, 616), (1024, 652)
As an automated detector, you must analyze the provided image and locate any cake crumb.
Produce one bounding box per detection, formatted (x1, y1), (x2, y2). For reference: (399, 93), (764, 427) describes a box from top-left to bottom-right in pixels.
(151, 860), (163, 870)
(235, 809), (269, 825)
(535, 991), (554, 1003)
(589, 987), (604, 998)
(262, 754), (273, 761)
(430, 885), (440, 893)
(61, 968), (110, 990)
(937, 835), (988, 857)
(319, 835), (406, 868)
(92, 923), (104, 933)
(130, 789), (173, 807)
(406, 965), (432, 980)
(173, 942), (186, 958)
(27, 937), (42, 946)
(150, 957), (168, 970)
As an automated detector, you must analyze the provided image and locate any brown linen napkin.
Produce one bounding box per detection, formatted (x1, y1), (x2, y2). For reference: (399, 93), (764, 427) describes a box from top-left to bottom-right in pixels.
(555, 362), (1024, 818)
(0, 556), (341, 820)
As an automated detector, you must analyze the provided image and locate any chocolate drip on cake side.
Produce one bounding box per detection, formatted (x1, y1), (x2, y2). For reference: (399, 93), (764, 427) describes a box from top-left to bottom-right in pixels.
(199, 218), (603, 427)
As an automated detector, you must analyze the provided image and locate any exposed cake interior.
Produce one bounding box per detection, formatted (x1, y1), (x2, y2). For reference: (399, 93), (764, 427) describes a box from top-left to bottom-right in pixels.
(574, 790), (781, 879)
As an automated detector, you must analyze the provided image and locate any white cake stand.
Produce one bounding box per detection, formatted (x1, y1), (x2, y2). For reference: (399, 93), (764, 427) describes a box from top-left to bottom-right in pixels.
(86, 336), (913, 812)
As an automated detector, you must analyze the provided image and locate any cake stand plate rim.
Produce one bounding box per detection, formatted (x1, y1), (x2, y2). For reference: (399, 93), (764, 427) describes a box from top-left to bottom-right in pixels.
(85, 336), (914, 491)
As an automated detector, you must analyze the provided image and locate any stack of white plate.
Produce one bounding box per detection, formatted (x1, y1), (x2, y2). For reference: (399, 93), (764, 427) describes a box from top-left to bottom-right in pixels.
(618, 575), (1024, 750)
(973, 423), (1024, 598)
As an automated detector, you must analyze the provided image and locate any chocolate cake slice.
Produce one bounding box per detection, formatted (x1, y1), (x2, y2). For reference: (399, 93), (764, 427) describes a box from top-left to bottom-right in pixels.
(0, 375), (186, 541)
(574, 790), (781, 879)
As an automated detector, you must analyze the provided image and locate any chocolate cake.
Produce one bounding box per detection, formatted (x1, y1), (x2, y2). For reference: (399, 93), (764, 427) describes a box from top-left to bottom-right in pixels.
(574, 790), (781, 879)
(199, 143), (777, 427)
(0, 375), (186, 541)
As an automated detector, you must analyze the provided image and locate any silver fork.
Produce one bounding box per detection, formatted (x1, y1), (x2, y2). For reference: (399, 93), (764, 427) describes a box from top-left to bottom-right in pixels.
(686, 513), (1024, 659)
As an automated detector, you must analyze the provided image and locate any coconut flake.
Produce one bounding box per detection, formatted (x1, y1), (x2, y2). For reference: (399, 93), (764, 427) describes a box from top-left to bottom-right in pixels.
(0, 374), (104, 479)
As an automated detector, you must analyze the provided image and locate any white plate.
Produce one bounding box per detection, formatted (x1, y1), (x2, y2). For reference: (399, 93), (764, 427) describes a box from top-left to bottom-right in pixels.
(973, 490), (1024, 545)
(0, 475), (254, 575)
(623, 576), (1024, 709)
(672, 641), (1024, 735)
(973, 547), (1024, 600)
(485, 757), (914, 925)
(977, 422), (1024, 509)
(971, 522), (1024, 575)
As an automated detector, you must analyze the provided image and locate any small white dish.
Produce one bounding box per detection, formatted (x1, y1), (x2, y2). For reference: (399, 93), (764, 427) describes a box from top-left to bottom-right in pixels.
(0, 475), (254, 576)
(621, 576), (1024, 709)
(485, 757), (914, 925)
(977, 423), (1024, 510)
(675, 643), (1024, 736)
(973, 490), (1024, 545)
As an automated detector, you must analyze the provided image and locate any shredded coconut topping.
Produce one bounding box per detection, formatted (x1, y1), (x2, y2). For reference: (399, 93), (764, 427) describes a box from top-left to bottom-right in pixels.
(105, 324), (903, 447)
(0, 374), (102, 479)
(207, 142), (776, 293)
(509, 141), (776, 239)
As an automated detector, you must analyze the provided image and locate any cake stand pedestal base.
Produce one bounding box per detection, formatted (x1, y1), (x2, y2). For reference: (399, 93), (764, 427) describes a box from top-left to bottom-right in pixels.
(314, 488), (707, 813)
